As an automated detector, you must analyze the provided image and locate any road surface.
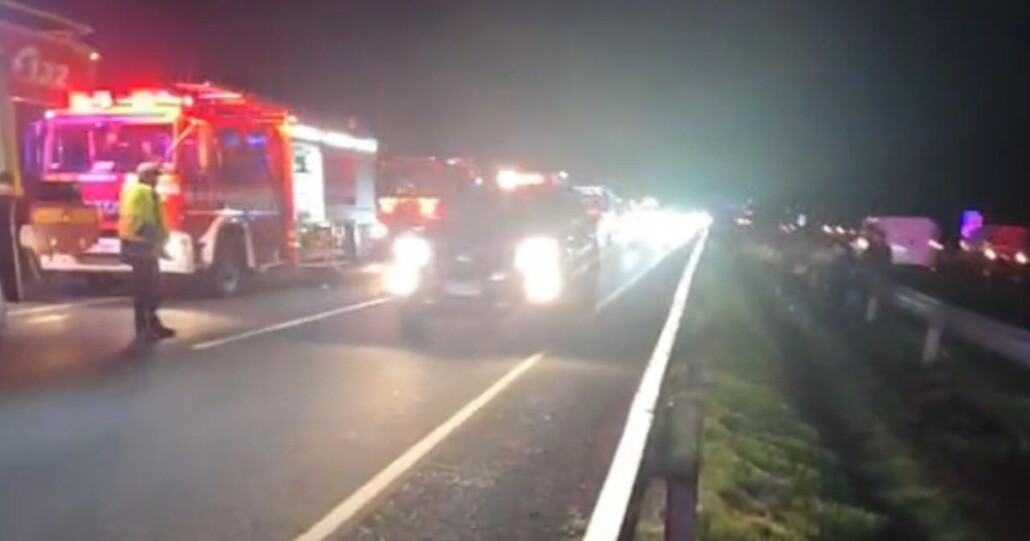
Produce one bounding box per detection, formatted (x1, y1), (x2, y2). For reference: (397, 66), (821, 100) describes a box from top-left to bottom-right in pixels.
(0, 241), (695, 541)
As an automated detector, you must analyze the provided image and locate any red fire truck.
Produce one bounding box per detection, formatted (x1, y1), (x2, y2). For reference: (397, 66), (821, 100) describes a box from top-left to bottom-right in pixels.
(20, 83), (380, 295)
(376, 156), (481, 233)
(0, 1), (98, 302)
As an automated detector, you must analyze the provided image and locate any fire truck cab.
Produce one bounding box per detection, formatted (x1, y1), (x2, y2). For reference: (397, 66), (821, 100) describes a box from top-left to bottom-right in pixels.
(20, 83), (380, 295)
(376, 156), (480, 232)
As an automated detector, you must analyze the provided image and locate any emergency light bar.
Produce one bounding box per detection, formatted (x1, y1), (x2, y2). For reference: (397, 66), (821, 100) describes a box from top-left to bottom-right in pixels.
(497, 169), (546, 190)
(286, 123), (378, 154)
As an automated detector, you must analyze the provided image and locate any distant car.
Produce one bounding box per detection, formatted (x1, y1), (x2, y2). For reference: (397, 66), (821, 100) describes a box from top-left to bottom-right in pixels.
(383, 181), (600, 337)
(964, 225), (1029, 266)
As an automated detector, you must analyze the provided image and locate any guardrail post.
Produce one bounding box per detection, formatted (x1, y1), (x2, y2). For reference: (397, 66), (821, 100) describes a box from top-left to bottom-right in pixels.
(665, 474), (699, 540)
(922, 313), (945, 365)
(865, 295), (878, 323)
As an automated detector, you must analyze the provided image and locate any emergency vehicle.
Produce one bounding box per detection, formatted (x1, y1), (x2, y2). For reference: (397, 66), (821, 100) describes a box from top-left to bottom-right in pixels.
(19, 83), (380, 295)
(376, 156), (480, 234)
(572, 185), (620, 247)
(0, 1), (98, 303)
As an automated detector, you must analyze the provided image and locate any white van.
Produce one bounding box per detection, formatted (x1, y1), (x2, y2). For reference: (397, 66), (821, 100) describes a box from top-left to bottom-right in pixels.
(861, 216), (941, 267)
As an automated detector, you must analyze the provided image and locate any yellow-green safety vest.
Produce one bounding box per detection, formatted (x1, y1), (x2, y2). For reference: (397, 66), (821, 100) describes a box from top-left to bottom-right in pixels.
(118, 181), (167, 243)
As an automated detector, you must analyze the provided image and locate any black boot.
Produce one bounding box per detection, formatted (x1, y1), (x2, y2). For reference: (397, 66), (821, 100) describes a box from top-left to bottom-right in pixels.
(149, 317), (177, 339)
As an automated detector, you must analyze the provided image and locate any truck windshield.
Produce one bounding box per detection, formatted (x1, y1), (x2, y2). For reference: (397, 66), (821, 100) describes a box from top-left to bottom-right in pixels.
(379, 164), (470, 198)
(48, 121), (174, 174)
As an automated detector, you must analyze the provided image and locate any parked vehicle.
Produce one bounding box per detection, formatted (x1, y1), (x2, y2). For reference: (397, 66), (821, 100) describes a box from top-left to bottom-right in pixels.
(859, 216), (940, 268)
(19, 83), (380, 295)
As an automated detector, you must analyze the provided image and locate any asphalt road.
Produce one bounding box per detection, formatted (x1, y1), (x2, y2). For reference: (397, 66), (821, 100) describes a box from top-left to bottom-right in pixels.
(0, 240), (695, 541)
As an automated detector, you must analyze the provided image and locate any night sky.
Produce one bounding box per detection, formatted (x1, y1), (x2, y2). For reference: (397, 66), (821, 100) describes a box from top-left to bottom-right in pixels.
(32, 0), (1030, 224)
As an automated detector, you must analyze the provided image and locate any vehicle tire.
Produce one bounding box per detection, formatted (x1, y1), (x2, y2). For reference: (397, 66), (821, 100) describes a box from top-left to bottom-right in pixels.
(208, 238), (246, 297)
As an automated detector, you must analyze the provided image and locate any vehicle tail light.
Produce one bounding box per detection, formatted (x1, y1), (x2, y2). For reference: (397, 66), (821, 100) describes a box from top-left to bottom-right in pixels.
(417, 197), (440, 219)
(378, 197), (399, 214)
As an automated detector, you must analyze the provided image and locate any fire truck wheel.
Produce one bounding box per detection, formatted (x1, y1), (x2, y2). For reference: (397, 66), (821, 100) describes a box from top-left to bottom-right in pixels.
(208, 240), (246, 297)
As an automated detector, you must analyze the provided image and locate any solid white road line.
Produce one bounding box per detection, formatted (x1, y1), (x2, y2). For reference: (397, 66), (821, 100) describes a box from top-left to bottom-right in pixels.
(8, 297), (123, 317)
(191, 297), (390, 350)
(583, 230), (708, 541)
(291, 242), (693, 540)
(292, 352), (545, 541)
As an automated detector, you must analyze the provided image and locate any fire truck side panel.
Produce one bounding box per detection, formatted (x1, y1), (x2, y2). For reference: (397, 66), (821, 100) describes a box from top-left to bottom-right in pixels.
(326, 150), (378, 260)
(207, 124), (288, 269)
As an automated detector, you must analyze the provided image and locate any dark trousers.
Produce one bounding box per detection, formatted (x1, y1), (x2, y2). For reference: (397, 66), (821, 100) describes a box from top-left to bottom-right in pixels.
(130, 256), (162, 333)
(0, 197), (19, 302)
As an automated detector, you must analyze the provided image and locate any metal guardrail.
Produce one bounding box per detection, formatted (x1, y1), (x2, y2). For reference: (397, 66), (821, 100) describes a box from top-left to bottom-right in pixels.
(583, 231), (708, 541)
(889, 285), (1030, 367)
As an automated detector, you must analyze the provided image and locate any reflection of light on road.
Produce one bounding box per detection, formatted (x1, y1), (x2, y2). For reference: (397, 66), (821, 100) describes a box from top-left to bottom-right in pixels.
(9, 297), (123, 317)
(362, 263), (386, 275)
(27, 314), (69, 325)
(615, 209), (709, 249)
(620, 249), (643, 272)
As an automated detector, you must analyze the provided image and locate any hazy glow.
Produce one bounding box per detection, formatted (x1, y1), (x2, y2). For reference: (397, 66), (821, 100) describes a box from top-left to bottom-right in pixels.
(514, 236), (563, 304)
(369, 221), (389, 240)
(497, 169), (545, 190)
(287, 123), (379, 154)
(384, 266), (420, 296)
(522, 270), (563, 304)
(515, 236), (561, 274)
(392, 235), (432, 268)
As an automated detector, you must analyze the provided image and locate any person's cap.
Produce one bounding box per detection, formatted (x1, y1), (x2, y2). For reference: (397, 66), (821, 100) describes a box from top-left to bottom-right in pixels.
(136, 162), (161, 179)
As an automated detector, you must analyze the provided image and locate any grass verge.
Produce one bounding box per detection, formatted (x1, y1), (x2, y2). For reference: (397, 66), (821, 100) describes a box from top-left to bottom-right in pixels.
(643, 240), (1004, 540)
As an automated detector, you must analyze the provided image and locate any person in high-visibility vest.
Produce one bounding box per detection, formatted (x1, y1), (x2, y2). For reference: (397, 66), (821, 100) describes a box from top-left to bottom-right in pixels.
(119, 163), (175, 341)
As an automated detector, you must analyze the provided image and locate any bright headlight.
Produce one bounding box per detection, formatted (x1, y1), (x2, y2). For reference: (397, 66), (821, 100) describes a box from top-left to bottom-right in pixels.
(515, 236), (563, 304)
(370, 221), (389, 240)
(384, 265), (420, 296)
(523, 270), (563, 304)
(393, 235), (432, 268)
(514, 236), (561, 274)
